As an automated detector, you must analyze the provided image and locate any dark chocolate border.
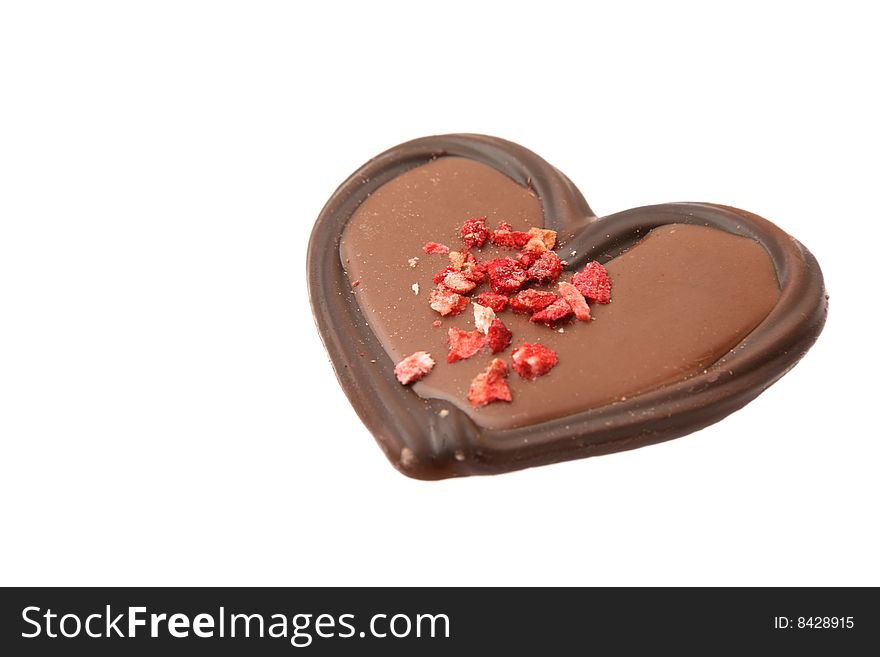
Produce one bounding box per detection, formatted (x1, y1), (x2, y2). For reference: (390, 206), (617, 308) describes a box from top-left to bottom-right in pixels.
(307, 134), (827, 479)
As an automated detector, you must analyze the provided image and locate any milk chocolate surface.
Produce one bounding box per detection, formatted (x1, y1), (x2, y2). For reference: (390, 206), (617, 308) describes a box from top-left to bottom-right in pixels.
(308, 134), (827, 479)
(341, 158), (780, 429)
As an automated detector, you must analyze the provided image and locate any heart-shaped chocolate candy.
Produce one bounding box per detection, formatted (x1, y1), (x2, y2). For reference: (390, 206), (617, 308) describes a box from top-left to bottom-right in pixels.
(308, 135), (826, 480)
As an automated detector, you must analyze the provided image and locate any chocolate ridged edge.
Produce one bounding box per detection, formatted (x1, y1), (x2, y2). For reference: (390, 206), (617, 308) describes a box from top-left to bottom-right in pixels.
(307, 134), (827, 480)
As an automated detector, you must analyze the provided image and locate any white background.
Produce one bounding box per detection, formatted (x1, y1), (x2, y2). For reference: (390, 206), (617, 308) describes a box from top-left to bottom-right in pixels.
(1, 1), (877, 586)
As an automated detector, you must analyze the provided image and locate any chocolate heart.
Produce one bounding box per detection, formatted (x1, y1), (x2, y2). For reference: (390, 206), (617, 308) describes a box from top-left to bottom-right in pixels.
(308, 135), (827, 480)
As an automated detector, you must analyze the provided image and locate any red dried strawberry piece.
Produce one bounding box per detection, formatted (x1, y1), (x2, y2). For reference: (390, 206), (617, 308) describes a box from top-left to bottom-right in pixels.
(487, 318), (512, 354)
(461, 216), (490, 248)
(443, 271), (477, 294)
(517, 251), (541, 269)
(526, 251), (563, 284)
(423, 242), (450, 255)
(489, 222), (532, 249)
(475, 292), (509, 312)
(467, 358), (513, 407)
(483, 257), (528, 295)
(557, 281), (591, 321)
(394, 351), (435, 385)
(530, 297), (573, 325)
(461, 263), (486, 283)
(429, 284), (469, 316)
(511, 343), (558, 380)
(432, 265), (457, 284)
(447, 328), (487, 363)
(572, 261), (612, 304)
(436, 252), (484, 284)
(509, 289), (557, 314)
